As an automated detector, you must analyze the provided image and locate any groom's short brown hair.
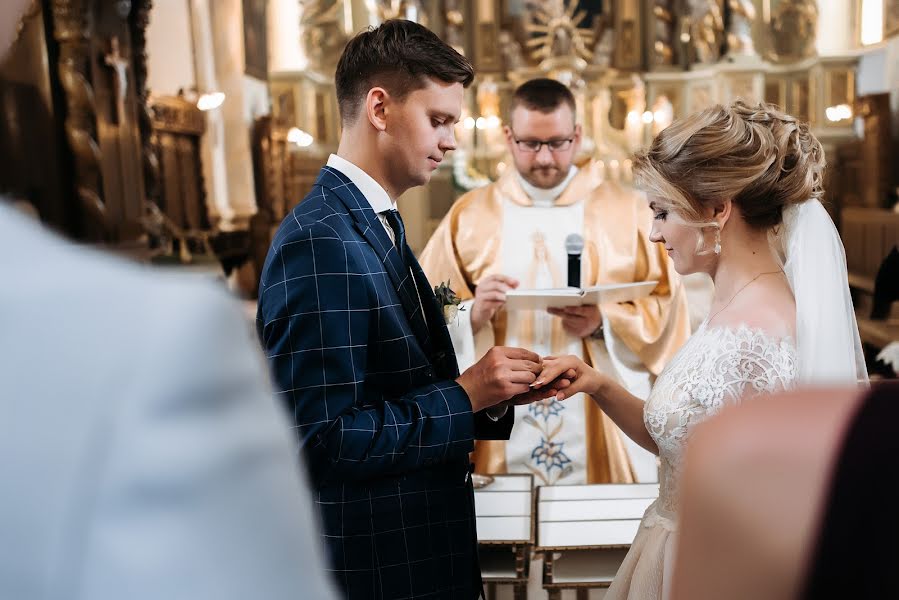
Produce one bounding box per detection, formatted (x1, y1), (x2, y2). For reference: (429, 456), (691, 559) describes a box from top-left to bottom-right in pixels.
(335, 19), (474, 125)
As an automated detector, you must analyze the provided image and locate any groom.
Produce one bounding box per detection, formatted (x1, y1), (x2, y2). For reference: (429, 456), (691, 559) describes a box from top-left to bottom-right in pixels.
(257, 20), (560, 599)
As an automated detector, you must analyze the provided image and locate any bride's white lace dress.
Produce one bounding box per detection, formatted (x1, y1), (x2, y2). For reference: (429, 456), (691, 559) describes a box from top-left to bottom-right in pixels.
(605, 321), (798, 600)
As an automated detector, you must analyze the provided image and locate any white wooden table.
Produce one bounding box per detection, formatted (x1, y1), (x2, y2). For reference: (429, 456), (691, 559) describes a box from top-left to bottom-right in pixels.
(474, 474), (535, 600)
(535, 483), (659, 600)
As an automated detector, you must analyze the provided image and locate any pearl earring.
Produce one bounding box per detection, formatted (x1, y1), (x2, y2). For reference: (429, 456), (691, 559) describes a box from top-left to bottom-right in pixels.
(694, 222), (722, 256)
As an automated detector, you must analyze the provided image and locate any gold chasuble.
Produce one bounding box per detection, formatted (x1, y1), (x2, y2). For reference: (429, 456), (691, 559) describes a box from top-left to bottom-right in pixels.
(420, 160), (691, 485)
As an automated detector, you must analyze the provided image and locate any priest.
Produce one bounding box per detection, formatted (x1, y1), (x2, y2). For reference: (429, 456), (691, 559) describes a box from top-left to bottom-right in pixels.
(420, 78), (691, 485)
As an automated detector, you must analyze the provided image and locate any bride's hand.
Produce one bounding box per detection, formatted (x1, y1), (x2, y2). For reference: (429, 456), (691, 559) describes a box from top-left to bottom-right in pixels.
(532, 355), (602, 400)
(504, 374), (574, 406)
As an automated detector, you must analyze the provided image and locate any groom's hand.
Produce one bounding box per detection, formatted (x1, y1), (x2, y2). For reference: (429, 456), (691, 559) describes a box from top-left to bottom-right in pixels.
(456, 346), (541, 413)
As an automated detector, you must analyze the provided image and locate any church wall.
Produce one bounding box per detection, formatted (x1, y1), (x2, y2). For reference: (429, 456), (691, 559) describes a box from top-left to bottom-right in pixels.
(885, 35), (899, 140)
(858, 34), (899, 156)
(144, 0), (268, 229)
(146, 0), (196, 96)
(818, 0), (856, 55)
(268, 0), (306, 72)
(208, 0), (269, 229)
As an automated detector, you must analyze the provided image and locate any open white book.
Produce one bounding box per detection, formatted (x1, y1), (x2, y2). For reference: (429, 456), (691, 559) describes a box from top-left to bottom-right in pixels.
(504, 281), (658, 311)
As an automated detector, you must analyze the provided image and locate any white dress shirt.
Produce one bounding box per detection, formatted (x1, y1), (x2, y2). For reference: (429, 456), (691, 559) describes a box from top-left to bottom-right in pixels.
(327, 154), (398, 243)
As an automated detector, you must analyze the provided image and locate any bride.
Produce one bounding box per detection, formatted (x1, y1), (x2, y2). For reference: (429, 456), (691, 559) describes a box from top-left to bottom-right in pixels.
(533, 100), (867, 600)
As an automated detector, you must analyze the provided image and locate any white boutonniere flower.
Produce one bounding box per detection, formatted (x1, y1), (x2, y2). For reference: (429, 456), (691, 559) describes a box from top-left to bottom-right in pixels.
(433, 280), (465, 325)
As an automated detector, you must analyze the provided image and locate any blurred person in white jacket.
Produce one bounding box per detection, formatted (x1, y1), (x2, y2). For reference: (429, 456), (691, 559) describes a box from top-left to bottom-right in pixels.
(0, 2), (336, 598)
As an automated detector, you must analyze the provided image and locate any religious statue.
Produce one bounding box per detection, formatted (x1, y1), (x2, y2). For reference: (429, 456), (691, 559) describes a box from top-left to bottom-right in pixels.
(768, 0), (818, 62)
(726, 0), (757, 58)
(525, 0), (594, 72)
(104, 37), (130, 125)
(299, 0), (348, 73)
(689, 0), (724, 64)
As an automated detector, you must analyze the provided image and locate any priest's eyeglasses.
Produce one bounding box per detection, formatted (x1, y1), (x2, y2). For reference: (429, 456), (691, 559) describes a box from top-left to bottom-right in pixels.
(510, 132), (575, 153)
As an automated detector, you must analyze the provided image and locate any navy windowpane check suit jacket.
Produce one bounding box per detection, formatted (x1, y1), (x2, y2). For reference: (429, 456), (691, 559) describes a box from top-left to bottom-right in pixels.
(257, 166), (513, 599)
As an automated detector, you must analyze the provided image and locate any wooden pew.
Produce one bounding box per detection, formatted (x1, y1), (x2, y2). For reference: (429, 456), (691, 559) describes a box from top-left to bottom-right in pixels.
(840, 207), (899, 352)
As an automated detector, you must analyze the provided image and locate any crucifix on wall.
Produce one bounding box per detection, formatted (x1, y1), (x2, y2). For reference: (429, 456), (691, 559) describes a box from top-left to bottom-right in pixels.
(104, 36), (129, 125)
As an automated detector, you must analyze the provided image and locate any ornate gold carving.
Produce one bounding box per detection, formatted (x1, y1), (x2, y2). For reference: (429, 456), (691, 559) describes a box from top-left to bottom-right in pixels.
(50, 0), (107, 232)
(130, 0), (160, 212)
(524, 0), (594, 72)
(300, 0), (348, 73)
(443, 0), (465, 52)
(151, 96), (206, 136)
(651, 1), (676, 66)
(688, 0), (724, 64)
(14, 0), (41, 45)
(48, 0), (155, 241)
(764, 78), (787, 107)
(768, 0), (818, 63)
(790, 77), (811, 122)
(726, 0), (757, 57)
(617, 18), (639, 69)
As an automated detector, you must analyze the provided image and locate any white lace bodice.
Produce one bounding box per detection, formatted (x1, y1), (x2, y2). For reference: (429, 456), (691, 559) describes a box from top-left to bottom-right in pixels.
(643, 322), (798, 527)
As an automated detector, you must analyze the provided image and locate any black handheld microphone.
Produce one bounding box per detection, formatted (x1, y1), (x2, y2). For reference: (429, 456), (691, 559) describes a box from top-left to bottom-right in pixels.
(565, 234), (584, 288)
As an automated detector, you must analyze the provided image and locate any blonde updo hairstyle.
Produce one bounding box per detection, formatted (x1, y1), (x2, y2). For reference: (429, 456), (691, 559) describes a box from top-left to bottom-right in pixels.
(633, 101), (826, 230)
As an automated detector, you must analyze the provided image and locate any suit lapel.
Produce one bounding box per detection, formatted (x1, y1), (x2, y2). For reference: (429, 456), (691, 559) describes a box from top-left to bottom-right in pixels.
(316, 167), (433, 356)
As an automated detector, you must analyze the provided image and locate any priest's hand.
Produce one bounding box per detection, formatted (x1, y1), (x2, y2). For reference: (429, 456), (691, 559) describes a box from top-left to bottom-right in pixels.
(471, 274), (519, 334)
(547, 304), (602, 338)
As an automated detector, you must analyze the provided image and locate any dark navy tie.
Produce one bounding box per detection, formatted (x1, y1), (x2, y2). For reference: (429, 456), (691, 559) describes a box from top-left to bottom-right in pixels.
(383, 209), (409, 264)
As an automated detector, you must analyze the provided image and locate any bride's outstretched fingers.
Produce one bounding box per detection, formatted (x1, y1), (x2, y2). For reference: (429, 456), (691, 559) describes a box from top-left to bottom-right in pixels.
(506, 376), (573, 406)
(532, 355), (583, 388)
(533, 355), (600, 400)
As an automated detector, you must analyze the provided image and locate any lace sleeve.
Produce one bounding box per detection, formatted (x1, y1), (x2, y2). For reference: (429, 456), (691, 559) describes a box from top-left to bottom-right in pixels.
(701, 327), (798, 415)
